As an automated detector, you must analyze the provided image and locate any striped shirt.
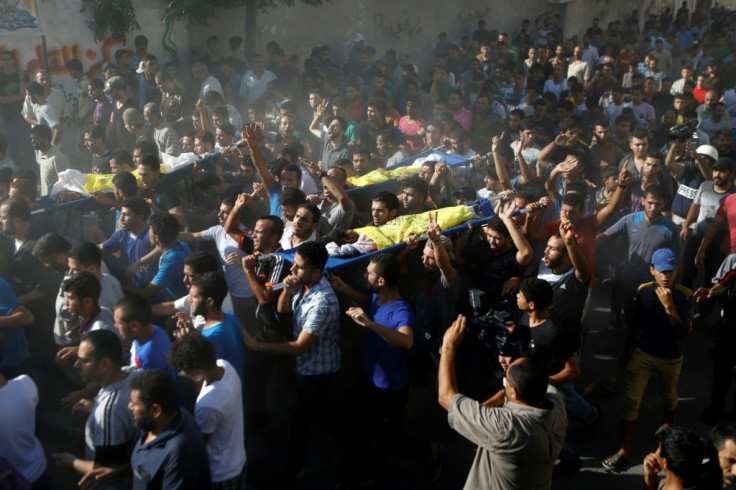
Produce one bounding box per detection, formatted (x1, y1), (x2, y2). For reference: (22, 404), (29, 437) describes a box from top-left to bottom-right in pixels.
(292, 276), (341, 376)
(85, 372), (137, 469)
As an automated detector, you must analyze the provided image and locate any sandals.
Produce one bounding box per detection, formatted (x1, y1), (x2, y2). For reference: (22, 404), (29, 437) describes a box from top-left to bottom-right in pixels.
(601, 453), (628, 472)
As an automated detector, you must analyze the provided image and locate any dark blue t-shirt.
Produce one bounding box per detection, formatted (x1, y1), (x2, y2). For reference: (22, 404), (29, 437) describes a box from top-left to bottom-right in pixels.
(0, 277), (29, 369)
(102, 226), (157, 288)
(364, 295), (414, 391)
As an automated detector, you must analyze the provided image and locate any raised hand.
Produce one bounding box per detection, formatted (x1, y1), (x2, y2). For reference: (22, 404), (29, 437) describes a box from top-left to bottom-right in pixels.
(442, 314), (467, 351)
(427, 211), (442, 242)
(243, 123), (264, 148)
(618, 160), (633, 187)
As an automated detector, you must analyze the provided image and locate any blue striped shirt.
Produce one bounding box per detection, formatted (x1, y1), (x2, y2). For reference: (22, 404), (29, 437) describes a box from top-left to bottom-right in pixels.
(292, 277), (341, 376)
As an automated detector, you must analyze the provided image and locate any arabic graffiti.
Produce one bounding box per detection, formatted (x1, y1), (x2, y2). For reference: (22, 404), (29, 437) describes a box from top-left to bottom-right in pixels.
(0, 37), (124, 77)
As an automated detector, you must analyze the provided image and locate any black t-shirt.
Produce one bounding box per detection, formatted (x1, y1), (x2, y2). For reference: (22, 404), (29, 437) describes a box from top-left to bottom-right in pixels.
(463, 240), (524, 305)
(0, 71), (23, 119)
(528, 317), (579, 377)
(140, 177), (181, 212)
(542, 267), (589, 337)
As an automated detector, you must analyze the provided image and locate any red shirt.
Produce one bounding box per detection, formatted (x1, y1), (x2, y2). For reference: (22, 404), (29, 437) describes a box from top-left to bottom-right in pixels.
(717, 193), (736, 254)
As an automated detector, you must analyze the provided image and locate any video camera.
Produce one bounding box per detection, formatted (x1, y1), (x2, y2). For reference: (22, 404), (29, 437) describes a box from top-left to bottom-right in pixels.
(466, 289), (515, 357)
(667, 119), (699, 144)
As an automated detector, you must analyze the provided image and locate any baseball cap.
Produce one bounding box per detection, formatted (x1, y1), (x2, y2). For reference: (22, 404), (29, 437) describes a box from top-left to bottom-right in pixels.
(103, 76), (126, 93)
(695, 144), (719, 161)
(651, 248), (678, 272)
(713, 157), (735, 172)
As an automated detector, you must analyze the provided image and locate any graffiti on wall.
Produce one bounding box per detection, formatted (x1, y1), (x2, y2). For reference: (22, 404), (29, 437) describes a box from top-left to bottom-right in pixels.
(373, 13), (423, 40)
(0, 37), (125, 78)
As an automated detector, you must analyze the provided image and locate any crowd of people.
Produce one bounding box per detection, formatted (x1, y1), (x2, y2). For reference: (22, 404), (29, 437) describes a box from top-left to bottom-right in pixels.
(3, 1), (736, 489)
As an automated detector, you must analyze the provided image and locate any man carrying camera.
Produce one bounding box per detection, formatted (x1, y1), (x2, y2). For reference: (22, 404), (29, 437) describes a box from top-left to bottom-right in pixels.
(438, 314), (567, 489)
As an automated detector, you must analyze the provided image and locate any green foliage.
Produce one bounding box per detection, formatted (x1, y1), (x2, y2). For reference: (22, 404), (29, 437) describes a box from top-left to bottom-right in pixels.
(80, 0), (140, 43)
(80, 0), (329, 42)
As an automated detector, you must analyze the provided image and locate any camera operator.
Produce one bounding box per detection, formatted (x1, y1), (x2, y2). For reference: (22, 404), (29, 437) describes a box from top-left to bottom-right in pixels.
(438, 315), (567, 489)
(460, 202), (532, 305)
(667, 141), (718, 228)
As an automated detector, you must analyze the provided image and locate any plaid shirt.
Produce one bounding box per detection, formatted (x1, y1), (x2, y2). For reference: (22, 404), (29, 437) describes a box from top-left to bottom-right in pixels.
(292, 276), (341, 376)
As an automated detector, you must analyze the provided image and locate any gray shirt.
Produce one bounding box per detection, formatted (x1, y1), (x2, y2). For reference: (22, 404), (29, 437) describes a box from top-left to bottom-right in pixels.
(320, 199), (354, 230)
(448, 386), (567, 490)
(695, 181), (736, 223)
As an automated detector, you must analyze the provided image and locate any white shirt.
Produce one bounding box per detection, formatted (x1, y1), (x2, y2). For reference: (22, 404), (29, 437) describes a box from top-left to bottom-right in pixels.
(199, 75), (223, 100)
(200, 225), (252, 298)
(195, 360), (246, 482)
(0, 375), (47, 483)
(280, 227), (316, 251)
(239, 70), (277, 105)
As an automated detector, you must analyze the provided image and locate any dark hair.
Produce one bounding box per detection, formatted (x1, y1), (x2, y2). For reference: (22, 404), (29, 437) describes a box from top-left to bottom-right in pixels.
(228, 35), (244, 52)
(564, 180), (589, 196)
(121, 197), (151, 220)
(168, 332), (217, 372)
(148, 212), (180, 246)
(710, 421), (736, 451)
(646, 149), (663, 161)
(372, 191), (399, 212)
(281, 163), (303, 181)
(257, 215), (285, 240)
(0, 166), (13, 186)
(485, 216), (510, 238)
(506, 358), (549, 405)
(295, 241), (328, 272)
(191, 272), (228, 308)
(297, 202), (321, 223)
(115, 294), (153, 326)
(369, 253), (400, 288)
(203, 91), (225, 107)
(401, 176), (429, 200)
(601, 166), (618, 180)
(183, 251), (220, 274)
(32, 233), (71, 259)
(129, 369), (178, 415)
(519, 277), (553, 311)
(132, 140), (159, 159)
(111, 149), (133, 167)
(631, 129), (648, 141)
(279, 186), (307, 207)
(62, 271), (102, 305)
(561, 191), (585, 210)
(69, 242), (103, 269)
(366, 98), (387, 115)
(30, 124), (52, 140)
(80, 330), (124, 367)
(557, 118), (579, 132)
(138, 154), (161, 173)
(658, 426), (704, 487)
(112, 171), (138, 196)
(644, 184), (666, 201)
(84, 125), (106, 142)
(1, 198), (31, 221)
(25, 81), (44, 97)
(193, 170), (222, 192)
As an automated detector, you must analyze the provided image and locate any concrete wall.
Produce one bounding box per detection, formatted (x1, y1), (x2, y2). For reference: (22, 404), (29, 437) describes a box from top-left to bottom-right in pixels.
(0, 0), (660, 100)
(192, 0), (553, 69)
(0, 0), (189, 108)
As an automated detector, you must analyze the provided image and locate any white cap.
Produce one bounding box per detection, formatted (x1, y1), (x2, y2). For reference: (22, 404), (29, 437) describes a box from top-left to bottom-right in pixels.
(351, 33), (365, 43)
(135, 61), (145, 74)
(696, 144), (719, 161)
